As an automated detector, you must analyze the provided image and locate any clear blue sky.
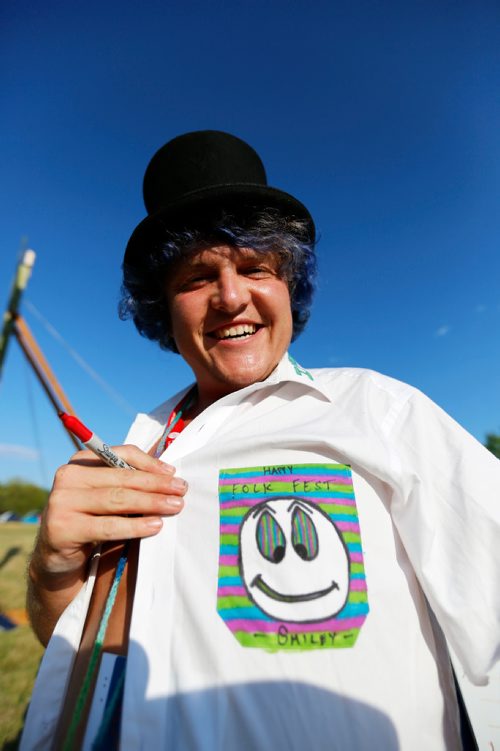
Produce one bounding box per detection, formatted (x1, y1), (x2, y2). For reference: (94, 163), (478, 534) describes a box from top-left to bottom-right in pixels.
(1, 0), (499, 487)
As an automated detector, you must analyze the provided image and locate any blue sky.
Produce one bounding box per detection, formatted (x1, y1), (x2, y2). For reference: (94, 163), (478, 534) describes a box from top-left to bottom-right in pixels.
(1, 0), (499, 487)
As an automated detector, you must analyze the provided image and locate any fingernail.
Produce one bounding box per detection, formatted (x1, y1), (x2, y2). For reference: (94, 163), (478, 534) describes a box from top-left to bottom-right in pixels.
(171, 477), (188, 491)
(165, 498), (183, 509)
(159, 462), (175, 473)
(145, 518), (163, 530)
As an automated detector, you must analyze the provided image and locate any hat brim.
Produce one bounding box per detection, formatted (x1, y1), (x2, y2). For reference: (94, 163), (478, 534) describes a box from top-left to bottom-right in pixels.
(124, 183), (315, 267)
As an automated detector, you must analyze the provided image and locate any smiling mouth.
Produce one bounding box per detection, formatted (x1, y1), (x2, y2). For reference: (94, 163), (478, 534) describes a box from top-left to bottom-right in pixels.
(251, 575), (339, 603)
(212, 323), (261, 341)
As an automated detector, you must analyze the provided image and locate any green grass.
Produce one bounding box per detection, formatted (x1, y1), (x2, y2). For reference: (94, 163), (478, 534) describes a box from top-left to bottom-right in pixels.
(0, 524), (45, 750)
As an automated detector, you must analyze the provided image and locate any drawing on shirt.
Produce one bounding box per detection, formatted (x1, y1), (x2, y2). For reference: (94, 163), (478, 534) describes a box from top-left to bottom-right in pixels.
(239, 497), (350, 622)
(217, 463), (369, 651)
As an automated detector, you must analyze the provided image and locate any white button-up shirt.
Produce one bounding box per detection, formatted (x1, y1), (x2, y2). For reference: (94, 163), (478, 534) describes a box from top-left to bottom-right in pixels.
(22, 353), (500, 750)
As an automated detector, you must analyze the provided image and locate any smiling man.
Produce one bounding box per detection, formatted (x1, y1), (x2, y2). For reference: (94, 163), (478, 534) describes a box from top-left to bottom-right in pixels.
(23, 131), (499, 751)
(164, 244), (293, 411)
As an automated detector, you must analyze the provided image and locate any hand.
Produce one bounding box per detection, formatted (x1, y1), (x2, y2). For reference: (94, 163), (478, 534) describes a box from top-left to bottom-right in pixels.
(32, 445), (187, 581)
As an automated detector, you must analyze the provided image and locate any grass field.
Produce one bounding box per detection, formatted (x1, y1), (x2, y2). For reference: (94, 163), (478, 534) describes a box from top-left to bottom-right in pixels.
(0, 523), (44, 750)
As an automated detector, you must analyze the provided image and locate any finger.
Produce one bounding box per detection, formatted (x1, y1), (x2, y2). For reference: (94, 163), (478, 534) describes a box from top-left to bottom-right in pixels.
(53, 463), (188, 495)
(67, 444), (176, 475)
(54, 486), (185, 517)
(84, 514), (165, 544)
(39, 513), (166, 566)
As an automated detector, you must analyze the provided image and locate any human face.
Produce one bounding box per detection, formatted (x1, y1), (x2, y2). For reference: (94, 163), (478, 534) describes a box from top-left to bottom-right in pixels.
(165, 245), (293, 407)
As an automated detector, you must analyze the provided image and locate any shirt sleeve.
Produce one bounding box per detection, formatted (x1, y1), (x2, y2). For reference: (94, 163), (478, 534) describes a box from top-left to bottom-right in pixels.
(387, 388), (500, 686)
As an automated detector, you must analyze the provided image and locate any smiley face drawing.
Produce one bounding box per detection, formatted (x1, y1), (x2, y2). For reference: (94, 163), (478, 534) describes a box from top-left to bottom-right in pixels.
(239, 498), (350, 623)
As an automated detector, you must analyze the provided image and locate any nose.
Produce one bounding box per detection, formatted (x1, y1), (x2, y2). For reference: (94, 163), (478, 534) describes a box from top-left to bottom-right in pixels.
(211, 268), (251, 313)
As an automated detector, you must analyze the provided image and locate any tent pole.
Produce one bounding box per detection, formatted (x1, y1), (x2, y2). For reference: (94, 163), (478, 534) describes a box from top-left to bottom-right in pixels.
(13, 316), (81, 451)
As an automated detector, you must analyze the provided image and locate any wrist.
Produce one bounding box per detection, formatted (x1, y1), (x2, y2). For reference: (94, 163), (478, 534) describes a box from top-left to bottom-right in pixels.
(28, 544), (88, 591)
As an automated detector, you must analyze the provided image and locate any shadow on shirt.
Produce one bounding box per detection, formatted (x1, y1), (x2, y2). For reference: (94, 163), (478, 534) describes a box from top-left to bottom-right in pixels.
(120, 639), (400, 751)
(21, 635), (400, 750)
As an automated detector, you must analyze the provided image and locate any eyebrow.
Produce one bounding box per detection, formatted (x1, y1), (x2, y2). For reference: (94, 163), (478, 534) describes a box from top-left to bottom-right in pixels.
(188, 247), (274, 266)
(252, 503), (276, 519)
(167, 259), (215, 286)
(286, 500), (313, 516)
(178, 257), (215, 271)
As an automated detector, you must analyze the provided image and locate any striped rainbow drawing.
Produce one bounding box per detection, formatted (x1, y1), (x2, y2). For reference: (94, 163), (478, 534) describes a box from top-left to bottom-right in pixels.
(217, 463), (369, 651)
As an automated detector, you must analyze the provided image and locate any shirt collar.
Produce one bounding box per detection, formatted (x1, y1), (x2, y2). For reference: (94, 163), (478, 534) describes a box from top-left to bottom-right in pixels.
(128, 351), (333, 448)
(262, 351), (333, 402)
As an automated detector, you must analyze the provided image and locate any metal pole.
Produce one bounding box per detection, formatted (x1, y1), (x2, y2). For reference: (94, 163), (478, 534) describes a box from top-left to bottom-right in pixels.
(0, 249), (36, 380)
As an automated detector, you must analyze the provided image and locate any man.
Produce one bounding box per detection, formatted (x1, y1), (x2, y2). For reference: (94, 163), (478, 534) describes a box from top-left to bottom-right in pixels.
(23, 131), (499, 750)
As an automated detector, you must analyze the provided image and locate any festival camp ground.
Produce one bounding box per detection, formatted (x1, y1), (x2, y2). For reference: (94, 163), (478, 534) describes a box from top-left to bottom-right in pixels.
(0, 522), (44, 749)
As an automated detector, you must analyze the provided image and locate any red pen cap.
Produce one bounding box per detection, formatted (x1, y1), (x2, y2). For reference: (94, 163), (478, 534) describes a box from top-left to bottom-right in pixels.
(59, 412), (92, 443)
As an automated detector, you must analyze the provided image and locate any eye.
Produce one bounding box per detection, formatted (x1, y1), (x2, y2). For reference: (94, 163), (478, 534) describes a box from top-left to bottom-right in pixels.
(176, 272), (213, 291)
(256, 511), (286, 563)
(241, 264), (276, 278)
(291, 507), (319, 560)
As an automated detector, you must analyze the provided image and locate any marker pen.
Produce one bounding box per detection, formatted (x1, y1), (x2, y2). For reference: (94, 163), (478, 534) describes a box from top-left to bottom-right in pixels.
(59, 412), (133, 470)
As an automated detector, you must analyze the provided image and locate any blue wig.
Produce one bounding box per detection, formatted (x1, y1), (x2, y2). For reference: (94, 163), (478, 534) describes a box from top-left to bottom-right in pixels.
(119, 210), (317, 353)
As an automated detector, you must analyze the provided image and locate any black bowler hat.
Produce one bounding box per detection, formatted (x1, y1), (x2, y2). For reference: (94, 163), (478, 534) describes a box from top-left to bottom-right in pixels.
(124, 130), (315, 266)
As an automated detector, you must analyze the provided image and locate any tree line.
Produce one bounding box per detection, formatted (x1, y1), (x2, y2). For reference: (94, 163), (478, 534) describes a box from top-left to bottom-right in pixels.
(485, 433), (500, 459)
(0, 480), (49, 515)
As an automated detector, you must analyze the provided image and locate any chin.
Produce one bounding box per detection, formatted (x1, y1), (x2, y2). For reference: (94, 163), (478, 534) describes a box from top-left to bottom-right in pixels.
(205, 364), (273, 399)
(225, 359), (277, 385)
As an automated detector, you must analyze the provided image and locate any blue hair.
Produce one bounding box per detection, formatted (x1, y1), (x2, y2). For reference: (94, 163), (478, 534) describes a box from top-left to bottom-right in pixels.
(119, 210), (317, 353)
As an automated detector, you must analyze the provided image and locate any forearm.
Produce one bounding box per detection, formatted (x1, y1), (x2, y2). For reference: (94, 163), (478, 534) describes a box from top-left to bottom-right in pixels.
(27, 545), (87, 647)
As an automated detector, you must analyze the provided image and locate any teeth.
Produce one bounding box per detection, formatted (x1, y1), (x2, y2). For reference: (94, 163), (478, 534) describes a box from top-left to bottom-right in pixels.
(215, 324), (257, 340)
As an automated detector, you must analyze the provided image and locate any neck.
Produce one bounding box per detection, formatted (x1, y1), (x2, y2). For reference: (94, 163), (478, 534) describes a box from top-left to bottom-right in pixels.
(190, 389), (220, 419)
(180, 385), (224, 424)
(190, 382), (239, 418)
